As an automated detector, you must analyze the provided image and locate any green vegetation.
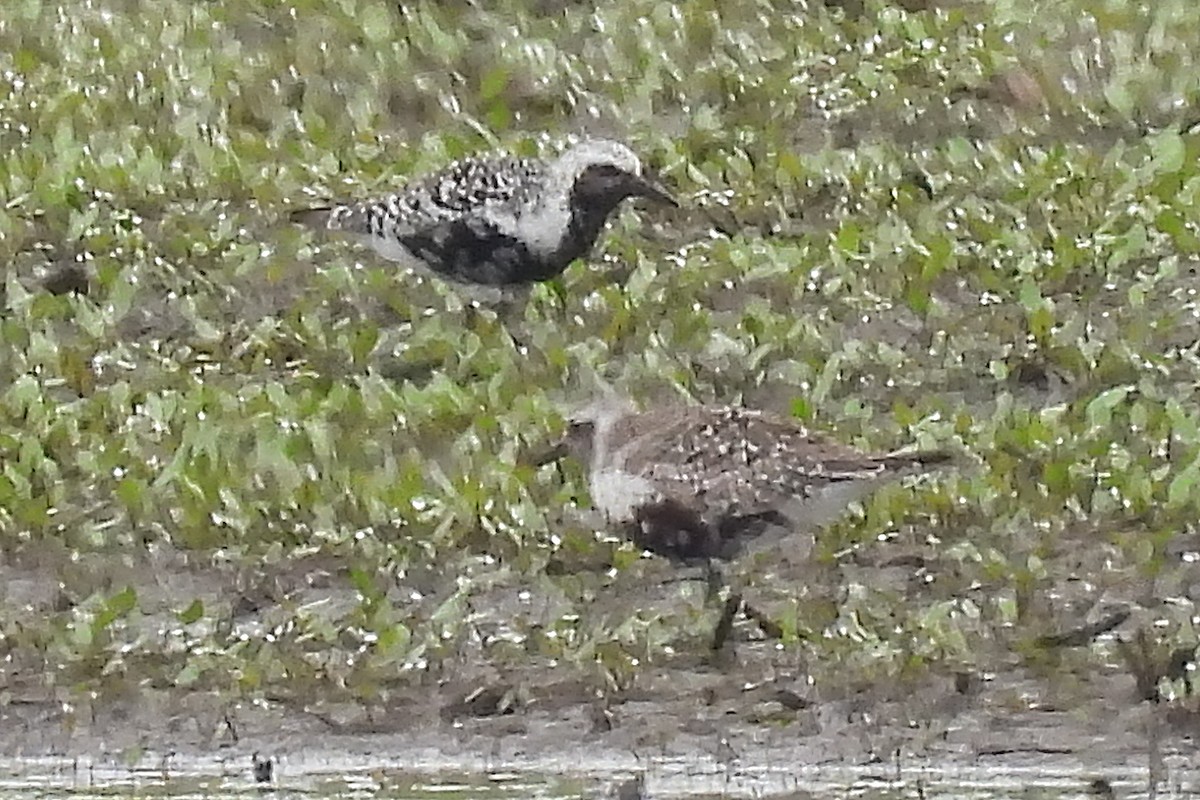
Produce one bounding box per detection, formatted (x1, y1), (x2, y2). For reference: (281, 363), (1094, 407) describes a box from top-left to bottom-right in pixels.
(2, 0), (1200, 726)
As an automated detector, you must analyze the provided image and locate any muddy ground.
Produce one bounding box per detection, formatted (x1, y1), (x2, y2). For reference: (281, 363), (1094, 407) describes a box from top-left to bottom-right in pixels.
(2, 538), (1199, 797)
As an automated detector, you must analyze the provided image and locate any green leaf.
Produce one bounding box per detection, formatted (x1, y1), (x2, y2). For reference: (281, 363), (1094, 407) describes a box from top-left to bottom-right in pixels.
(1168, 459), (1200, 510)
(1149, 130), (1185, 175)
(175, 660), (203, 688)
(836, 222), (861, 253)
(93, 586), (138, 634)
(116, 477), (144, 512)
(1017, 279), (1043, 312)
(178, 599), (205, 625)
(480, 67), (510, 102)
(361, 4), (394, 42)
(1103, 80), (1133, 117)
(1085, 386), (1131, 430)
(352, 323), (380, 365)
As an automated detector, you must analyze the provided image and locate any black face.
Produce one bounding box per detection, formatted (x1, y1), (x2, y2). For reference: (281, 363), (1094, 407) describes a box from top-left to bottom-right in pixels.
(565, 418), (596, 440)
(518, 419), (595, 468)
(574, 164), (677, 208)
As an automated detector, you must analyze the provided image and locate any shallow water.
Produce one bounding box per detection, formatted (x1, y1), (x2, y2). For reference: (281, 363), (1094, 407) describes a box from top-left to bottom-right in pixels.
(1, 753), (1196, 800)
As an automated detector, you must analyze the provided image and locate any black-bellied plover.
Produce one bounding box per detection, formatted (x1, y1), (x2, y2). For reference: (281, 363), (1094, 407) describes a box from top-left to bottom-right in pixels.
(290, 138), (676, 304)
(538, 397), (952, 650)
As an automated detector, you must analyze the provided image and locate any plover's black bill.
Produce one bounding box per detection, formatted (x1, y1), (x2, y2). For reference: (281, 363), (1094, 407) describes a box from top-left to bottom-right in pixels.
(630, 174), (678, 207)
(519, 439), (570, 468)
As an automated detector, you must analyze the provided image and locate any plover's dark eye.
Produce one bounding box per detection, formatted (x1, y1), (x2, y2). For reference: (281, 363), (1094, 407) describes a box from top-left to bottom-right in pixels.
(589, 164), (624, 178)
(567, 419), (594, 435)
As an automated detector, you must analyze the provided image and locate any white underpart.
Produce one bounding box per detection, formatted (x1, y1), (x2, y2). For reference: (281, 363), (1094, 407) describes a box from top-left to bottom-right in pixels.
(589, 467), (659, 523)
(581, 394), (652, 522)
(790, 479), (886, 530)
(365, 231), (421, 267)
(500, 140), (645, 259)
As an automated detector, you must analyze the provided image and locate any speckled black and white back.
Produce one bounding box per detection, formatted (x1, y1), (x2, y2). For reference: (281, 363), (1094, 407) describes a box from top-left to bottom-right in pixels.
(291, 138), (669, 299)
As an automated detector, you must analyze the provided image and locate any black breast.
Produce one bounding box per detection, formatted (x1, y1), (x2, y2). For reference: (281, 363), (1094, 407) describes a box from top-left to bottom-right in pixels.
(398, 216), (550, 286)
(545, 181), (635, 276)
(630, 499), (720, 565)
(629, 499), (791, 565)
(550, 204), (611, 270)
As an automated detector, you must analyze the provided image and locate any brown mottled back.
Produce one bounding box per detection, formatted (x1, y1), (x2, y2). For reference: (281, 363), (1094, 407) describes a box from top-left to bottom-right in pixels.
(581, 405), (951, 562)
(613, 407), (934, 514)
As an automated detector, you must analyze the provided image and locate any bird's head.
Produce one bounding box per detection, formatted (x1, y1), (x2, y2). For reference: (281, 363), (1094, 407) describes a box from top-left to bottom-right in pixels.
(555, 139), (677, 209)
(524, 393), (638, 470)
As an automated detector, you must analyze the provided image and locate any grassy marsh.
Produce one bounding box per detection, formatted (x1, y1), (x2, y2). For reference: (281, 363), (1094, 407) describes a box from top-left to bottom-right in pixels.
(2, 0), (1200, 785)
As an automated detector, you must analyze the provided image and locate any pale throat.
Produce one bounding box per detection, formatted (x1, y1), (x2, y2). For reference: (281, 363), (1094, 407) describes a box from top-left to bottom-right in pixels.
(589, 468), (658, 523)
(586, 413), (657, 523)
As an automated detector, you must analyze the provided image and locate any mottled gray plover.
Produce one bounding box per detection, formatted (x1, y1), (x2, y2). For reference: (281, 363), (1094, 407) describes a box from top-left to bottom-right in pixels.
(538, 397), (952, 649)
(290, 138), (676, 304)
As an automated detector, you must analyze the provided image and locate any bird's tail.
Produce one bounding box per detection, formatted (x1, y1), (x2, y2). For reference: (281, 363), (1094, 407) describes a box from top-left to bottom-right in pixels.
(288, 204), (361, 232)
(877, 449), (956, 471)
(771, 448), (954, 533)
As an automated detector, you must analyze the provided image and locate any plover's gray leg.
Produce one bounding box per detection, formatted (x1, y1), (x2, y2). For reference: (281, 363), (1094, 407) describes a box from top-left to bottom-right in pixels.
(495, 285), (533, 354)
(705, 560), (740, 652)
(740, 597), (784, 641)
(454, 282), (533, 353)
(706, 559), (783, 651)
(712, 601), (741, 652)
(704, 558), (725, 605)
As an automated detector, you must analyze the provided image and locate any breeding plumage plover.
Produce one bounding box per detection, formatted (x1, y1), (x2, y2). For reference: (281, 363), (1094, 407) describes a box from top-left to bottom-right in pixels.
(290, 138), (676, 305)
(538, 396), (952, 649)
